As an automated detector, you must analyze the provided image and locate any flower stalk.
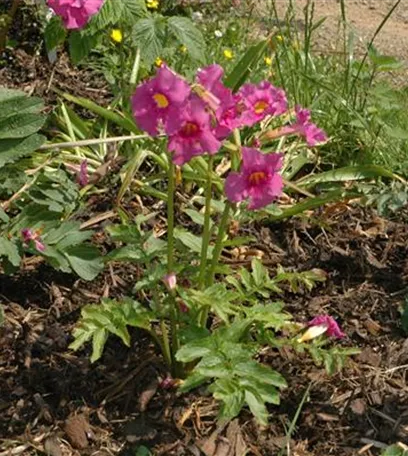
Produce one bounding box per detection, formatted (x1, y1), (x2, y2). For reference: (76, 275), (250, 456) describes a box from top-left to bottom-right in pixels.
(198, 156), (214, 289)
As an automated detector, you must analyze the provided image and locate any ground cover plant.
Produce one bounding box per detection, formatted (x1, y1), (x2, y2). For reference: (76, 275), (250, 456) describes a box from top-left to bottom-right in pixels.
(0, 0), (408, 455)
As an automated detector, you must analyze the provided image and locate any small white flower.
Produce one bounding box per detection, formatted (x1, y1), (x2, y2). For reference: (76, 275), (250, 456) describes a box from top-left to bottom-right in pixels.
(192, 11), (203, 21)
(214, 30), (223, 38)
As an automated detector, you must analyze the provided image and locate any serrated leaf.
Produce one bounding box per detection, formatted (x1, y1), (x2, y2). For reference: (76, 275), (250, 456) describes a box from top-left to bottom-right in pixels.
(91, 328), (109, 363)
(132, 16), (166, 65)
(251, 258), (268, 287)
(167, 16), (206, 63)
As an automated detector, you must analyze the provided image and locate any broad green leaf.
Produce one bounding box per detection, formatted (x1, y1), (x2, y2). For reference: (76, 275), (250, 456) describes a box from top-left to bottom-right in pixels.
(91, 328), (109, 363)
(132, 17), (166, 65)
(0, 134), (46, 167)
(0, 113), (46, 139)
(0, 89), (43, 119)
(174, 228), (214, 257)
(167, 16), (206, 63)
(91, 0), (124, 29)
(297, 165), (399, 188)
(65, 245), (103, 281)
(44, 16), (67, 51)
(179, 371), (207, 392)
(245, 390), (269, 425)
(0, 237), (21, 267)
(224, 39), (269, 91)
(176, 337), (215, 363)
(69, 31), (99, 64)
(234, 361), (288, 388)
(381, 445), (407, 456)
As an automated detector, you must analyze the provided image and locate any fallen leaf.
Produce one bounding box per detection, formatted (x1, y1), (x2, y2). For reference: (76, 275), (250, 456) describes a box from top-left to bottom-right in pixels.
(64, 414), (91, 449)
(138, 377), (159, 412)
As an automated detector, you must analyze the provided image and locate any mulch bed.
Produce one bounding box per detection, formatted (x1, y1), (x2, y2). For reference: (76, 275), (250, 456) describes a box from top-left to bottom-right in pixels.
(1, 203), (407, 456)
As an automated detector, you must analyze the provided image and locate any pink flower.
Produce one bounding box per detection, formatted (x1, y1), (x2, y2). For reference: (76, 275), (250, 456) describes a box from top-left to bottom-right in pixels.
(76, 159), (88, 187)
(162, 272), (177, 291)
(47, 0), (105, 30)
(225, 147), (283, 210)
(238, 81), (287, 127)
(131, 65), (191, 136)
(168, 97), (221, 165)
(281, 106), (327, 146)
(196, 64), (234, 112)
(309, 315), (345, 339)
(21, 228), (45, 252)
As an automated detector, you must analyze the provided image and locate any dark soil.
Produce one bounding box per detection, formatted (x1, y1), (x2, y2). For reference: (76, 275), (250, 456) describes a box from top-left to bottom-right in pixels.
(1, 203), (408, 456)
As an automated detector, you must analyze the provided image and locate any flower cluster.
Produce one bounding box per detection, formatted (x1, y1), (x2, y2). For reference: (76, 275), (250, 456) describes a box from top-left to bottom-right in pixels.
(47, 0), (105, 30)
(21, 228), (45, 252)
(131, 64), (326, 210)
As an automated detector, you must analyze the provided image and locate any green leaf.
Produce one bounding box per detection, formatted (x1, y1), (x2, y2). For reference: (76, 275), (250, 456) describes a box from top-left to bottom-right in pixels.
(224, 39), (269, 91)
(69, 31), (99, 64)
(91, 328), (109, 363)
(0, 134), (46, 167)
(381, 445), (407, 456)
(176, 337), (215, 363)
(91, 0), (124, 29)
(244, 390), (269, 425)
(0, 113), (46, 139)
(60, 92), (139, 134)
(65, 245), (103, 281)
(179, 371), (208, 392)
(251, 258), (268, 287)
(167, 16), (206, 63)
(70, 298), (152, 362)
(297, 165), (399, 188)
(174, 228), (214, 257)
(0, 89), (43, 119)
(44, 16), (67, 51)
(0, 237), (21, 267)
(234, 361), (288, 388)
(132, 17), (166, 65)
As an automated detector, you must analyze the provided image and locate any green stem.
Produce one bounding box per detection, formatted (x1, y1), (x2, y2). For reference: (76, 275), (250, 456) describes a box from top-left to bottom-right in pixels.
(166, 158), (181, 376)
(206, 201), (232, 287)
(159, 320), (172, 368)
(167, 159), (175, 271)
(198, 156), (214, 288)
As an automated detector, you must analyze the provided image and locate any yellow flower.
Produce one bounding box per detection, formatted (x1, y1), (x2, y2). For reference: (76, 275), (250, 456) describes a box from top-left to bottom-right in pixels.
(276, 34), (283, 42)
(110, 29), (123, 44)
(223, 49), (233, 60)
(155, 57), (163, 67)
(180, 45), (187, 53)
(146, 0), (159, 9)
(264, 56), (273, 66)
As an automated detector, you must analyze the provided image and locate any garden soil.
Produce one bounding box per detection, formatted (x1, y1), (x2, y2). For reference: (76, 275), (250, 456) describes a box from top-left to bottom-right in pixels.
(1, 1), (408, 456)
